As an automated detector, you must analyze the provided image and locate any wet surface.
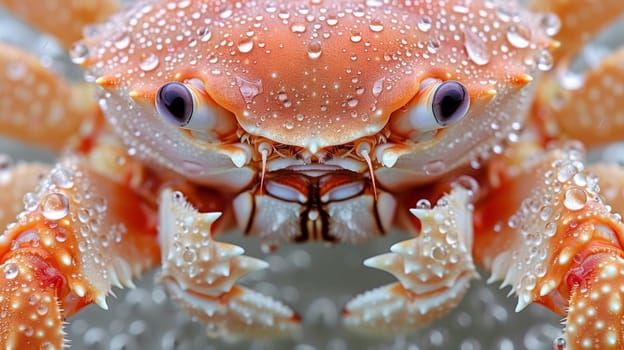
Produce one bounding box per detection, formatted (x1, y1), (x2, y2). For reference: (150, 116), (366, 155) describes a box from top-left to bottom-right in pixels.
(2, 1), (624, 349)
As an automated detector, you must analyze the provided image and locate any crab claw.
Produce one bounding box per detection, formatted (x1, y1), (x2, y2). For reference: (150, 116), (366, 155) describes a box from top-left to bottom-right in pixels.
(344, 185), (479, 333)
(0, 252), (65, 349)
(562, 251), (624, 349)
(158, 189), (300, 339)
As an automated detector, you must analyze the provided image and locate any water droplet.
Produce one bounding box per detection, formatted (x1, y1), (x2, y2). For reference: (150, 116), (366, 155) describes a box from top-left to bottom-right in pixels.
(506, 25), (531, 48)
(41, 192), (70, 220)
(23, 192), (39, 212)
(94, 197), (108, 213)
(283, 121), (294, 130)
(556, 163), (577, 183)
(291, 23), (307, 33)
(372, 77), (385, 97)
(236, 76), (263, 103)
(416, 199), (431, 209)
(70, 42), (89, 64)
(553, 336), (567, 350)
(78, 208), (90, 223)
(537, 50), (554, 71)
(4, 263), (18, 280)
(452, 5), (470, 14)
(198, 27), (212, 42)
(540, 13), (561, 37)
(427, 39), (441, 54)
(24, 327), (34, 337)
(369, 19), (384, 32)
(182, 248), (197, 263)
(307, 40), (322, 59)
(417, 17), (432, 32)
(139, 53), (159, 72)
(55, 229), (68, 243)
(350, 31), (363, 43)
(496, 7), (514, 22)
(237, 38), (254, 53)
(37, 302), (48, 316)
(219, 7), (233, 19)
(431, 245), (448, 261)
(521, 274), (537, 291)
(563, 187), (587, 211)
(347, 98), (359, 108)
(463, 30), (490, 66)
(114, 34), (131, 50)
(544, 222), (557, 237)
(50, 167), (74, 189)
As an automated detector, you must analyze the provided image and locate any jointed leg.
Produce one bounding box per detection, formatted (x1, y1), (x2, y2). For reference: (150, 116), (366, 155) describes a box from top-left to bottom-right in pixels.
(0, 155), (160, 349)
(0, 0), (121, 48)
(475, 144), (624, 349)
(0, 44), (102, 152)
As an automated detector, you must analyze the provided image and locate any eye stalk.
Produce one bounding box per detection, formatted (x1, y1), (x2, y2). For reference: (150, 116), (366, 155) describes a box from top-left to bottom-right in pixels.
(390, 79), (470, 141)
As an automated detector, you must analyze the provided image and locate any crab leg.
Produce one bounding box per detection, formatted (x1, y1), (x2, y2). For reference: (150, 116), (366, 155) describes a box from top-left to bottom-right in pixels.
(475, 146), (624, 349)
(529, 0), (624, 63)
(0, 44), (102, 151)
(0, 0), (121, 48)
(343, 185), (479, 333)
(533, 49), (624, 148)
(0, 155), (159, 349)
(158, 189), (300, 339)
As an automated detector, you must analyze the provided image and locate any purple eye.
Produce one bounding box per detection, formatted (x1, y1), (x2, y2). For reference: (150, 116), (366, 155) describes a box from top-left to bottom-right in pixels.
(432, 81), (470, 126)
(156, 82), (194, 126)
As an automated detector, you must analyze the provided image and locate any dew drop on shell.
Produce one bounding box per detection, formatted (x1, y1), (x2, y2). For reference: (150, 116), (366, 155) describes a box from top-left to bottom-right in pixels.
(307, 40), (322, 59)
(139, 53), (160, 72)
(70, 42), (89, 64)
(563, 187), (587, 211)
(50, 167), (74, 189)
(506, 25), (531, 48)
(463, 30), (490, 66)
(41, 192), (70, 220)
(4, 263), (18, 280)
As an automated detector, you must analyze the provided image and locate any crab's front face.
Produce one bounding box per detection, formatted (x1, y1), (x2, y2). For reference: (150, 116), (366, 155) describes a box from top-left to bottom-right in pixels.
(80, 0), (554, 193)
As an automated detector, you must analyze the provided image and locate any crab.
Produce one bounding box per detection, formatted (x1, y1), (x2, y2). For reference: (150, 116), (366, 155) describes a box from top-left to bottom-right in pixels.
(1, 0), (624, 348)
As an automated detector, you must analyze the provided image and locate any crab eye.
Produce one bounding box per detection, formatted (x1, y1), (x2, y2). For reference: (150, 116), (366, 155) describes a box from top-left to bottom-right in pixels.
(432, 81), (470, 126)
(156, 82), (194, 126)
(390, 79), (471, 141)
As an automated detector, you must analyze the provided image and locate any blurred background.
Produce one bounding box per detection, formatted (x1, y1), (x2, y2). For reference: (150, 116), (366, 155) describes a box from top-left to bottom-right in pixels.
(1, 1), (623, 349)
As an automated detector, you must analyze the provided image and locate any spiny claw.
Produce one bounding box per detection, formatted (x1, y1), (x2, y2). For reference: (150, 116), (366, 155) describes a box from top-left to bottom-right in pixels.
(344, 185), (479, 333)
(158, 189), (300, 338)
